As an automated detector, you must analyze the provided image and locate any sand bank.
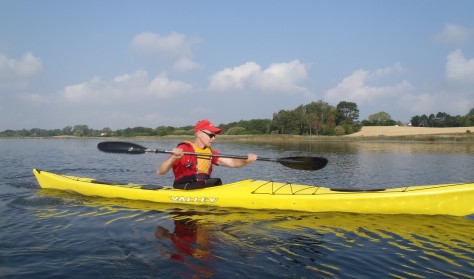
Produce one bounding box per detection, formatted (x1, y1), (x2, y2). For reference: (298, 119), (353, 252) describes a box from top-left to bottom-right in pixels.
(347, 126), (474, 137)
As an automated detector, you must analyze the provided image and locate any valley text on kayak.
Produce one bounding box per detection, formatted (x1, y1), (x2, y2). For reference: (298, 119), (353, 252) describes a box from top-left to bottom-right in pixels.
(170, 196), (218, 203)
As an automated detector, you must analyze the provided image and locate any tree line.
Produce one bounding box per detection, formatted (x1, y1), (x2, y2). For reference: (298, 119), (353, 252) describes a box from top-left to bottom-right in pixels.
(0, 100), (361, 137)
(409, 109), (474, 127)
(2, 102), (474, 138)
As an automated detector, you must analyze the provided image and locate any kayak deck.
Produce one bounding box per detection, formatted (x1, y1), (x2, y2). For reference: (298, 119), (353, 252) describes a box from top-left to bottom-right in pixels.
(33, 169), (474, 216)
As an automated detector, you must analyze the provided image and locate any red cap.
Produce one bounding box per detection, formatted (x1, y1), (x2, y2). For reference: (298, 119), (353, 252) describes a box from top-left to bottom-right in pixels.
(194, 119), (222, 134)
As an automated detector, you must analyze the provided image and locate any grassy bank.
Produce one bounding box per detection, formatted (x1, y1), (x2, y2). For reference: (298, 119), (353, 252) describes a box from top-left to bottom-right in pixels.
(3, 131), (474, 143)
(153, 133), (474, 143)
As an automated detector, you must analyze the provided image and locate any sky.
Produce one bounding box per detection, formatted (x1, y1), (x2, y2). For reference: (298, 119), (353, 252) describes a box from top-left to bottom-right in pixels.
(1, 0), (474, 131)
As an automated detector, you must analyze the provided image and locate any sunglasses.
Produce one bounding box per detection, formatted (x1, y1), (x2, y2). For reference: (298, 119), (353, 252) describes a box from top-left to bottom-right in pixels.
(201, 130), (216, 139)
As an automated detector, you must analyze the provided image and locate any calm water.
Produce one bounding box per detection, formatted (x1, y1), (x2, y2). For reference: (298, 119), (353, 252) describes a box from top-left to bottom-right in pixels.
(1, 138), (473, 278)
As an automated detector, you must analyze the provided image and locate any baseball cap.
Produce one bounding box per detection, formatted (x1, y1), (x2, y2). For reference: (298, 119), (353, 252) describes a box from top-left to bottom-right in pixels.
(194, 119), (222, 134)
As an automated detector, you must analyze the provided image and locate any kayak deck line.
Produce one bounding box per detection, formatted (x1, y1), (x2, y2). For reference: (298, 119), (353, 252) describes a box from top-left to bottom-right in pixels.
(250, 180), (474, 196)
(33, 169), (474, 216)
(251, 181), (320, 195)
(52, 172), (166, 190)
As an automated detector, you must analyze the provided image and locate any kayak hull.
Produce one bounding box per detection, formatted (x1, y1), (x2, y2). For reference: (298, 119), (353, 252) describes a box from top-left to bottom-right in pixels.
(33, 169), (474, 216)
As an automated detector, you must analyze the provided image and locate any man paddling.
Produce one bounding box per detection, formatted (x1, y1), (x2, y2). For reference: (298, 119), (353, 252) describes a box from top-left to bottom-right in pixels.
(157, 119), (257, 189)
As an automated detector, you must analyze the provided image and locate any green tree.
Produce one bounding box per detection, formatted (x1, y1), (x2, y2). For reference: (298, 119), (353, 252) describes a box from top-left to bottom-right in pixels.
(221, 119), (270, 134)
(63, 126), (73, 135)
(271, 109), (301, 134)
(303, 100), (334, 135)
(336, 101), (359, 125)
(410, 115), (421, 126)
(73, 129), (84, 137)
(155, 126), (176, 136)
(73, 125), (89, 137)
(466, 108), (474, 126)
(226, 127), (246, 135)
(101, 127), (112, 136)
(366, 111), (396, 126)
(420, 115), (429, 126)
(334, 125), (345, 135)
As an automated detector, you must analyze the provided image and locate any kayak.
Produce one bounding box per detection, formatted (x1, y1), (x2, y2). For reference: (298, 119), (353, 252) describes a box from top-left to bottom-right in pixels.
(33, 169), (474, 216)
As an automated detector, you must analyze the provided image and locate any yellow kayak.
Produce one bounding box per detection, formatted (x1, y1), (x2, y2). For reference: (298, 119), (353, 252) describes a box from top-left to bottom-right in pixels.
(33, 169), (474, 216)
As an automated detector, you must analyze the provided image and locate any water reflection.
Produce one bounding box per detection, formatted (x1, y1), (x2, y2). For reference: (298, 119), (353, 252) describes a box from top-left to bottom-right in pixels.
(33, 189), (474, 278)
(245, 140), (474, 155)
(154, 210), (216, 277)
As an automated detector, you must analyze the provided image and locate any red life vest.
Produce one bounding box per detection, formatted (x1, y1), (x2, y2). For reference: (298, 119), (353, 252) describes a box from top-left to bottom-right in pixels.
(172, 141), (220, 182)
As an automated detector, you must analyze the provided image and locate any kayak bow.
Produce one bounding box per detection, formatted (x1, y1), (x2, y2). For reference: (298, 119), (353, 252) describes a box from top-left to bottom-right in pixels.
(33, 169), (474, 216)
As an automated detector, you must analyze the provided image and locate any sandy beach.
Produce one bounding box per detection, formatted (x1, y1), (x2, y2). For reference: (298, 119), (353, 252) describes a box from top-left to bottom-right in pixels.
(347, 126), (474, 137)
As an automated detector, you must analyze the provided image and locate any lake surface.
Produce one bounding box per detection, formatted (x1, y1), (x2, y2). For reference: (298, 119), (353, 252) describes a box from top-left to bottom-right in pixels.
(1, 138), (473, 278)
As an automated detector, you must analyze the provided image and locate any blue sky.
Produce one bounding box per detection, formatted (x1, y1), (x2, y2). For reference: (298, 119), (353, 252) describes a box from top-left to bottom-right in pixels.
(1, 0), (473, 130)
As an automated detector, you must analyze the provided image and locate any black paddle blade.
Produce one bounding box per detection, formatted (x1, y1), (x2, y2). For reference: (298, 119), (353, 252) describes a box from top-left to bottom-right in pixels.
(98, 141), (147, 154)
(277, 156), (328, 170)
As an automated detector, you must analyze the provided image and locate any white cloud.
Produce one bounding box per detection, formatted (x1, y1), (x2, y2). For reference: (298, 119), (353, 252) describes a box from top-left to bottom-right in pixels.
(174, 57), (200, 72)
(130, 31), (199, 57)
(113, 69), (148, 84)
(386, 50), (474, 120)
(61, 76), (104, 103)
(399, 90), (473, 118)
(208, 59), (309, 93)
(0, 52), (42, 78)
(324, 64), (413, 105)
(398, 92), (439, 116)
(59, 70), (192, 105)
(0, 52), (42, 92)
(255, 60), (308, 92)
(19, 92), (49, 105)
(370, 62), (404, 79)
(147, 74), (192, 98)
(433, 23), (472, 45)
(446, 49), (474, 84)
(208, 62), (261, 91)
(130, 31), (201, 73)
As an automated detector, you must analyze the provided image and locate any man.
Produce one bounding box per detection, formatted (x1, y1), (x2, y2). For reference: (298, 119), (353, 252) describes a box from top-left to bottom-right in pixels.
(157, 119), (257, 189)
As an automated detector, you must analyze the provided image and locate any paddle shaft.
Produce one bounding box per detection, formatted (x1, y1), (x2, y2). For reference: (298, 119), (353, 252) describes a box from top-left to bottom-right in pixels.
(98, 141), (327, 170)
(145, 148), (277, 162)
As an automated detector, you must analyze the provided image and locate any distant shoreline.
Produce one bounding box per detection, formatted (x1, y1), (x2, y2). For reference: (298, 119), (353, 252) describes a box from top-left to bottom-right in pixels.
(2, 126), (474, 142)
(347, 126), (474, 137)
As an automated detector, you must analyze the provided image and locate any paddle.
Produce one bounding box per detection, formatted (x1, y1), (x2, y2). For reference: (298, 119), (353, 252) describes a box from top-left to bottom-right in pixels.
(98, 141), (328, 171)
